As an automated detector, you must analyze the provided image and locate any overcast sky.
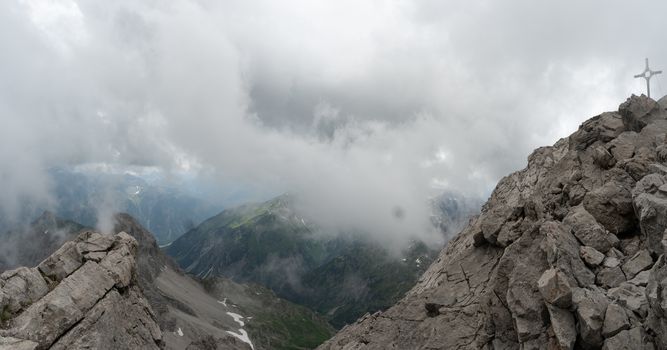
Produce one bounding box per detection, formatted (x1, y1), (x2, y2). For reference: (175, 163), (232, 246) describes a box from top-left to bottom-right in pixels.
(1, 0), (666, 244)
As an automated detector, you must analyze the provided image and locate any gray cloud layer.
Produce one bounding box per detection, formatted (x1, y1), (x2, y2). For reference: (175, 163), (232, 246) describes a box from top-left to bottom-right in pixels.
(1, 0), (666, 244)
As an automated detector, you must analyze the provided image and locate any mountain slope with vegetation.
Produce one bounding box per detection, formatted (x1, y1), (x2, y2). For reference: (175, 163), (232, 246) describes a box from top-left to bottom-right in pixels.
(166, 195), (455, 328)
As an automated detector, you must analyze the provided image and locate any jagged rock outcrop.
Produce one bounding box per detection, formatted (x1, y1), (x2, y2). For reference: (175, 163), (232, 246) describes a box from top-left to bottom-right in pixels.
(318, 94), (667, 349)
(0, 231), (163, 350)
(1, 212), (331, 349)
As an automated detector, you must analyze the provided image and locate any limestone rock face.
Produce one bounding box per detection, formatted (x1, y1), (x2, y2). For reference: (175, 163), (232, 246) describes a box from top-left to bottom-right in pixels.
(0, 231), (163, 350)
(318, 95), (667, 349)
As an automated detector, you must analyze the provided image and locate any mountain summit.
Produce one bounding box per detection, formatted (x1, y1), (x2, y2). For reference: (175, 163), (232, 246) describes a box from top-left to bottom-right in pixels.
(319, 95), (667, 349)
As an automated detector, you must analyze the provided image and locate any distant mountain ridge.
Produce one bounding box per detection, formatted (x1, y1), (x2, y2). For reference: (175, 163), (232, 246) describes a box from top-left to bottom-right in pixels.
(167, 193), (476, 328)
(0, 211), (86, 271)
(431, 191), (483, 237)
(0, 168), (221, 244)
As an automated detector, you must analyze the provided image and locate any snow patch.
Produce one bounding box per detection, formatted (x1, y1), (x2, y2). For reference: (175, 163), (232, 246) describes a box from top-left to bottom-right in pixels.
(226, 329), (254, 350)
(176, 327), (183, 337)
(222, 302), (254, 349)
(227, 312), (245, 327)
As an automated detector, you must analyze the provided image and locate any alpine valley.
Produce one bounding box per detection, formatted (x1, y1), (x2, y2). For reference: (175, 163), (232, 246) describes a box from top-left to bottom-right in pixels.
(165, 194), (473, 328)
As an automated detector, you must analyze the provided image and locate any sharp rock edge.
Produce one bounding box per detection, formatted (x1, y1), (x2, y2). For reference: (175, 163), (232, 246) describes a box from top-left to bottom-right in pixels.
(319, 94), (667, 350)
(0, 230), (164, 350)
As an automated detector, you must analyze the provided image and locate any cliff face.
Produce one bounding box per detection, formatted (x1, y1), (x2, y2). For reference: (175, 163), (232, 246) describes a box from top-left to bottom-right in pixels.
(0, 231), (163, 350)
(319, 95), (667, 350)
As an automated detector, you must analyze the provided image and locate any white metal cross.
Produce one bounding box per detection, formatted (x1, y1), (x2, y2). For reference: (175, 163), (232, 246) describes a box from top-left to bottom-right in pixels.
(634, 58), (662, 98)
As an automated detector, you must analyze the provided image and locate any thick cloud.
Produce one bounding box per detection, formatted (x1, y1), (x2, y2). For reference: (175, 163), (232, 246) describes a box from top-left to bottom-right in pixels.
(1, 0), (666, 245)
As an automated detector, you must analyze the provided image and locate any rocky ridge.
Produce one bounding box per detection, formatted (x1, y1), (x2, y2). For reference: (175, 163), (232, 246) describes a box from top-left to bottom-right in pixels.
(319, 95), (667, 349)
(113, 213), (332, 350)
(0, 230), (163, 350)
(0, 212), (333, 350)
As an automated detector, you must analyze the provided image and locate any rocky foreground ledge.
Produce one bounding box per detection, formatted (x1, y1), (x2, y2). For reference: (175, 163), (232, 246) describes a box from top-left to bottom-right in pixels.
(0, 231), (163, 350)
(319, 95), (667, 350)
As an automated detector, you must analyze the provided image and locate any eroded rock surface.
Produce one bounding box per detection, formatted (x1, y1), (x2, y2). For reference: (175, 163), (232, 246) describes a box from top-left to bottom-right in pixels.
(0, 231), (164, 350)
(318, 95), (667, 349)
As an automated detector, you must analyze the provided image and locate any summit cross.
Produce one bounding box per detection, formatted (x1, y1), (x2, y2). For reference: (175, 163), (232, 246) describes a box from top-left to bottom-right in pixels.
(634, 58), (662, 98)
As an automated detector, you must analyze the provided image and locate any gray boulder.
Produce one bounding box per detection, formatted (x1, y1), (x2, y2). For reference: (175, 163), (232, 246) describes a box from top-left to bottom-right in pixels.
(563, 206), (616, 253)
(603, 256), (621, 268)
(622, 249), (653, 279)
(538, 268), (573, 308)
(608, 282), (648, 317)
(602, 327), (654, 350)
(541, 221), (595, 287)
(583, 180), (635, 235)
(0, 231), (163, 350)
(572, 287), (610, 348)
(593, 146), (616, 169)
(602, 303), (630, 338)
(628, 270), (650, 287)
(569, 112), (624, 150)
(546, 304), (576, 350)
(618, 94), (659, 132)
(596, 266), (626, 289)
(580, 246), (605, 267)
(0, 268), (49, 315)
(37, 241), (83, 282)
(607, 132), (638, 161)
(633, 174), (667, 255)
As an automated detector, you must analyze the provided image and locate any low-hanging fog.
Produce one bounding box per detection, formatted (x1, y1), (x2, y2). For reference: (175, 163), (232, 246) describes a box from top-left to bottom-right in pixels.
(1, 0), (666, 246)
